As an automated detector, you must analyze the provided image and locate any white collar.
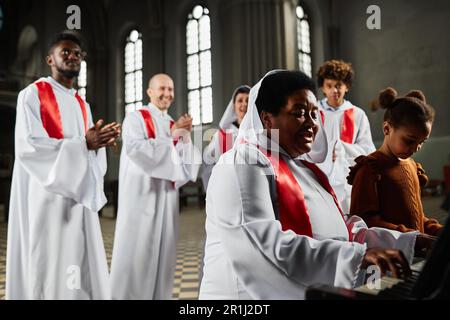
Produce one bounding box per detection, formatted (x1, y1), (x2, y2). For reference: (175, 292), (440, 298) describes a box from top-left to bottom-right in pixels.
(147, 103), (171, 119)
(44, 76), (77, 95)
(319, 99), (353, 112)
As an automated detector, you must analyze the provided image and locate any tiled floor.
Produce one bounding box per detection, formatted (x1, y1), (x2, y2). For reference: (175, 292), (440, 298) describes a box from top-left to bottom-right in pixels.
(0, 204), (206, 300)
(0, 196), (448, 300)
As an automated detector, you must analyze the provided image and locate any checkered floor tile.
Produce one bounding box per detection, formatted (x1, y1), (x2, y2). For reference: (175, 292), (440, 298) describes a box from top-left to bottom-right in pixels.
(0, 205), (206, 300)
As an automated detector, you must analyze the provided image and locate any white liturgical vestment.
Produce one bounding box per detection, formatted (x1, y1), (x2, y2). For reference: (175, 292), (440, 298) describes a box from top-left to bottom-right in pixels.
(199, 143), (417, 300)
(317, 99), (376, 214)
(110, 104), (200, 300)
(6, 77), (110, 300)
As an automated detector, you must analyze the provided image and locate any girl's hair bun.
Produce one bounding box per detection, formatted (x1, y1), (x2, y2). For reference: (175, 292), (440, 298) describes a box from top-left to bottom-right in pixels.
(378, 87), (397, 109)
(406, 90), (426, 103)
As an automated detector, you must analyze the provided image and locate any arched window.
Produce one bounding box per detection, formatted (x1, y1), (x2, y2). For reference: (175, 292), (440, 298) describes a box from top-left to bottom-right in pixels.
(77, 60), (87, 100)
(186, 5), (213, 125)
(124, 29), (143, 113)
(296, 5), (312, 77)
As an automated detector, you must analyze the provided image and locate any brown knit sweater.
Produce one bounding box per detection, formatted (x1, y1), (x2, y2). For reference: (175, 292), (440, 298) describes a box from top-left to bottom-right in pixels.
(347, 151), (442, 236)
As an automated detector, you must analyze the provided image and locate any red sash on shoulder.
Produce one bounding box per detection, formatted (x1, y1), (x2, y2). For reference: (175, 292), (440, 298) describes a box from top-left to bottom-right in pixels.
(340, 108), (355, 144)
(260, 147), (352, 240)
(35, 81), (88, 138)
(300, 160), (352, 241)
(218, 129), (234, 154)
(320, 106), (355, 144)
(259, 148), (313, 237)
(319, 110), (325, 126)
(140, 109), (177, 188)
(139, 109), (156, 139)
(169, 120), (179, 146)
(74, 92), (88, 133)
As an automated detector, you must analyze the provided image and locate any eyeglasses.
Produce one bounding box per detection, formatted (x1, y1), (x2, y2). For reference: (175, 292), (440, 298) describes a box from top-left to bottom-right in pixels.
(60, 48), (87, 60)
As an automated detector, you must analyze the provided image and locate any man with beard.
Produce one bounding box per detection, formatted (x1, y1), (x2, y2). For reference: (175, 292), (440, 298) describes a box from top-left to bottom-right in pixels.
(6, 31), (120, 299)
(110, 74), (200, 299)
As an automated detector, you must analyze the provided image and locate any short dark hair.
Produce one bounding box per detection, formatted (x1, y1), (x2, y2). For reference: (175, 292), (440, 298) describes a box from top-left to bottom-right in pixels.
(232, 85), (251, 103)
(255, 70), (316, 115)
(48, 31), (82, 54)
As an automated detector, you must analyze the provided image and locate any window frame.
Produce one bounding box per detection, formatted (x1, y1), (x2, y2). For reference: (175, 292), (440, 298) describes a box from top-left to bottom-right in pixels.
(124, 29), (143, 114)
(296, 4), (312, 77)
(186, 4), (213, 126)
(77, 60), (87, 100)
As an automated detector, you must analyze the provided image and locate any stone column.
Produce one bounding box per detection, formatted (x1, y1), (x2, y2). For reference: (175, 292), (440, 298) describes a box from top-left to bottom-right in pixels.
(218, 0), (293, 99)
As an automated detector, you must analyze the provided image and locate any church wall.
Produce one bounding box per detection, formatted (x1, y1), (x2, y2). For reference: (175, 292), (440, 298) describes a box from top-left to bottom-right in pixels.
(330, 0), (450, 179)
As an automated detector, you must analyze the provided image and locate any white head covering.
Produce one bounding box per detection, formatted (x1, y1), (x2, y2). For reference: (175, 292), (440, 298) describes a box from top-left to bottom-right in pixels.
(235, 69), (330, 164)
(219, 85), (251, 129)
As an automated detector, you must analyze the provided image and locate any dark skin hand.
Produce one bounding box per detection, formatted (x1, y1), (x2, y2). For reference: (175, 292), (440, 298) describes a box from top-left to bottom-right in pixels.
(86, 119), (121, 150)
(361, 247), (412, 279)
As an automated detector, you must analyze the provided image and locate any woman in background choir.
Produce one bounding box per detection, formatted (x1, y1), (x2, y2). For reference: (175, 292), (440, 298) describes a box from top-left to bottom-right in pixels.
(201, 85), (250, 191)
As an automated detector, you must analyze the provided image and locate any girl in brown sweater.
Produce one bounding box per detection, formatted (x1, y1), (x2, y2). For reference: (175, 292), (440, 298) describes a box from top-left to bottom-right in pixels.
(347, 87), (443, 236)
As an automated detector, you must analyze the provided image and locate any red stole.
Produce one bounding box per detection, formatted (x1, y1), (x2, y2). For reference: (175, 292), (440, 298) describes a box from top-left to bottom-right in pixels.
(139, 109), (156, 139)
(320, 107), (355, 144)
(139, 109), (179, 146)
(139, 109), (178, 188)
(319, 110), (325, 126)
(340, 108), (355, 144)
(35, 81), (88, 139)
(218, 129), (234, 154)
(169, 120), (179, 146)
(74, 92), (88, 133)
(260, 148), (352, 240)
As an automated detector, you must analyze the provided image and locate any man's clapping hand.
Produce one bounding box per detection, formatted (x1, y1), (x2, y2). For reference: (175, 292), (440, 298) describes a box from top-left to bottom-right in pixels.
(171, 114), (193, 141)
(86, 119), (121, 150)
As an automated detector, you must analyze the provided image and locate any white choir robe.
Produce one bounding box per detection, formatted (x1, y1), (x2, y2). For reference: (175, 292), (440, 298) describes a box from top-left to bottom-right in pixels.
(201, 124), (238, 192)
(6, 77), (110, 300)
(110, 104), (200, 300)
(317, 99), (376, 214)
(199, 143), (417, 300)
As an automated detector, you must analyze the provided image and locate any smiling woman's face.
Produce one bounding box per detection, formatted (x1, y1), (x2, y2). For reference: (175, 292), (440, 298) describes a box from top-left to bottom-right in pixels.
(261, 89), (319, 158)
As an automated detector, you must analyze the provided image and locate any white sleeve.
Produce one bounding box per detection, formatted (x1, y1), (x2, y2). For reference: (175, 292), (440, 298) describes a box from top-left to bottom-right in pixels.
(208, 149), (367, 299)
(347, 215), (418, 264)
(200, 132), (220, 191)
(203, 131), (220, 165)
(122, 112), (198, 184)
(15, 86), (107, 212)
(339, 112), (376, 159)
(85, 101), (107, 176)
(174, 138), (201, 189)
